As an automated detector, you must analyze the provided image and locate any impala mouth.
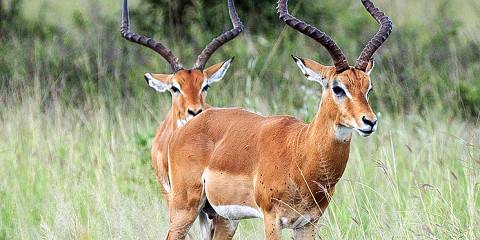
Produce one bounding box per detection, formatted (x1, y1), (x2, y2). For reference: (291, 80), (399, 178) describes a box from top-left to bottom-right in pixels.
(337, 124), (375, 138)
(355, 128), (374, 137)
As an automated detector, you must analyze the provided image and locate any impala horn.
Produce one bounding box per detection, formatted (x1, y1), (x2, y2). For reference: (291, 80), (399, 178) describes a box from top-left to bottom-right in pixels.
(120, 0), (183, 73)
(277, 0), (349, 73)
(355, 0), (393, 71)
(194, 0), (244, 70)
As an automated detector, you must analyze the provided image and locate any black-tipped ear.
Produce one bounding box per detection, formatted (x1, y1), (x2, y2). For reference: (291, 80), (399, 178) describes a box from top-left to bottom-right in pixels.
(291, 55), (307, 66)
(144, 73), (173, 92)
(291, 57), (336, 89)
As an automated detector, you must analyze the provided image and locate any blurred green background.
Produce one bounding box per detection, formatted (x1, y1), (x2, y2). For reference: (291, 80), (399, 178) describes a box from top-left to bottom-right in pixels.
(0, 0), (479, 239)
(2, 0), (480, 116)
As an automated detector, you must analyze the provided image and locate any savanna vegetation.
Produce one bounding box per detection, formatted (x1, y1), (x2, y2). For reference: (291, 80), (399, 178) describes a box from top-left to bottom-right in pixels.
(0, 0), (479, 239)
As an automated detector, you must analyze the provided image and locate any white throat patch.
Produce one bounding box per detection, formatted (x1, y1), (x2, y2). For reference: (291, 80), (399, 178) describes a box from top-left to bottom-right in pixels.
(176, 115), (194, 128)
(335, 125), (353, 141)
(176, 119), (187, 128)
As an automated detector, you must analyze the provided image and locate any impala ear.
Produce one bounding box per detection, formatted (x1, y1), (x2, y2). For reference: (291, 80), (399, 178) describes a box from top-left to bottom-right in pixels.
(144, 73), (173, 92)
(204, 58), (234, 85)
(365, 59), (375, 75)
(292, 56), (333, 88)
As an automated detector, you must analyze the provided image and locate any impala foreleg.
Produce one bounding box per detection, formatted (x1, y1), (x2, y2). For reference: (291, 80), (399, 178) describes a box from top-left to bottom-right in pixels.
(212, 216), (239, 240)
(166, 187), (204, 240)
(165, 208), (197, 240)
(263, 212), (282, 240)
(198, 211), (239, 240)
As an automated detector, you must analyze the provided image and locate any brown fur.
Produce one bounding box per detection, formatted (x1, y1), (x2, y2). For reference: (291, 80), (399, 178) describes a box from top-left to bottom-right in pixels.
(165, 60), (377, 239)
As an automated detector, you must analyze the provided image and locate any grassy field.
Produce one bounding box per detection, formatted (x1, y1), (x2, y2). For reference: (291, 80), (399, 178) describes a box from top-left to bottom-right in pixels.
(1, 83), (479, 239)
(1, 0), (480, 239)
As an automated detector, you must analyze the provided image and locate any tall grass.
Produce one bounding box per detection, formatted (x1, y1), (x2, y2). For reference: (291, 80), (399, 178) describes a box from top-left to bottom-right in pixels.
(1, 85), (479, 239)
(0, 0), (479, 239)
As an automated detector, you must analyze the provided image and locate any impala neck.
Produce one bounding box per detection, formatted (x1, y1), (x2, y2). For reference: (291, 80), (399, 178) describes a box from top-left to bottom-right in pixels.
(300, 95), (352, 188)
(169, 108), (178, 130)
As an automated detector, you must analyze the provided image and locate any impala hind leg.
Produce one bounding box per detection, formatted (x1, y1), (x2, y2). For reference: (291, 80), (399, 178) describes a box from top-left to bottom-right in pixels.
(212, 216), (239, 240)
(198, 210), (239, 240)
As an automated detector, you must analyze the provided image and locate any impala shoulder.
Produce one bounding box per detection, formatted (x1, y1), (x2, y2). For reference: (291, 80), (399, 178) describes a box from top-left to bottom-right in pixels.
(256, 115), (305, 141)
(203, 107), (244, 114)
(265, 115), (304, 127)
(201, 107), (260, 118)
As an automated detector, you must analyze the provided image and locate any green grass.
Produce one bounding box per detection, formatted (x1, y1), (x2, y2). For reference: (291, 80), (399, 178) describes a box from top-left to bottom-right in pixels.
(1, 91), (479, 239)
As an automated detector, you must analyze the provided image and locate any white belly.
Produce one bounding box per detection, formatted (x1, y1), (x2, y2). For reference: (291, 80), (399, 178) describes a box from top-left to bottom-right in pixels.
(202, 169), (261, 220)
(210, 204), (263, 220)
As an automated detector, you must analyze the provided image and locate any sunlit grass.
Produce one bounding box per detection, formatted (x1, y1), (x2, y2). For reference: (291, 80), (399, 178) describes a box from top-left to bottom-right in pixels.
(0, 93), (478, 239)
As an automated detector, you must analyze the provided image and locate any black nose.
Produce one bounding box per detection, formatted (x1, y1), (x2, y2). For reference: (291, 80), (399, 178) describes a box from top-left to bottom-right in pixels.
(362, 116), (377, 128)
(188, 109), (203, 116)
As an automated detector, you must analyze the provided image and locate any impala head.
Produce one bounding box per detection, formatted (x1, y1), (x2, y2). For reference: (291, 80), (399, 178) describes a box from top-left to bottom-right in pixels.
(278, 0), (392, 137)
(120, 0), (244, 127)
(293, 57), (377, 136)
(144, 59), (233, 126)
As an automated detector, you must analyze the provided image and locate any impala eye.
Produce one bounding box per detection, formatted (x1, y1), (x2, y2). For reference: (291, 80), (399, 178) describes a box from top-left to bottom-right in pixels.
(171, 86), (180, 93)
(332, 86), (346, 97)
(368, 88), (374, 95)
(202, 85), (210, 92)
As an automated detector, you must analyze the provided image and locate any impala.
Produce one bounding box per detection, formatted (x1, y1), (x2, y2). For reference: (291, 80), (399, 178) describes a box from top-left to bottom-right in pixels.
(165, 0), (392, 239)
(120, 0), (244, 239)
